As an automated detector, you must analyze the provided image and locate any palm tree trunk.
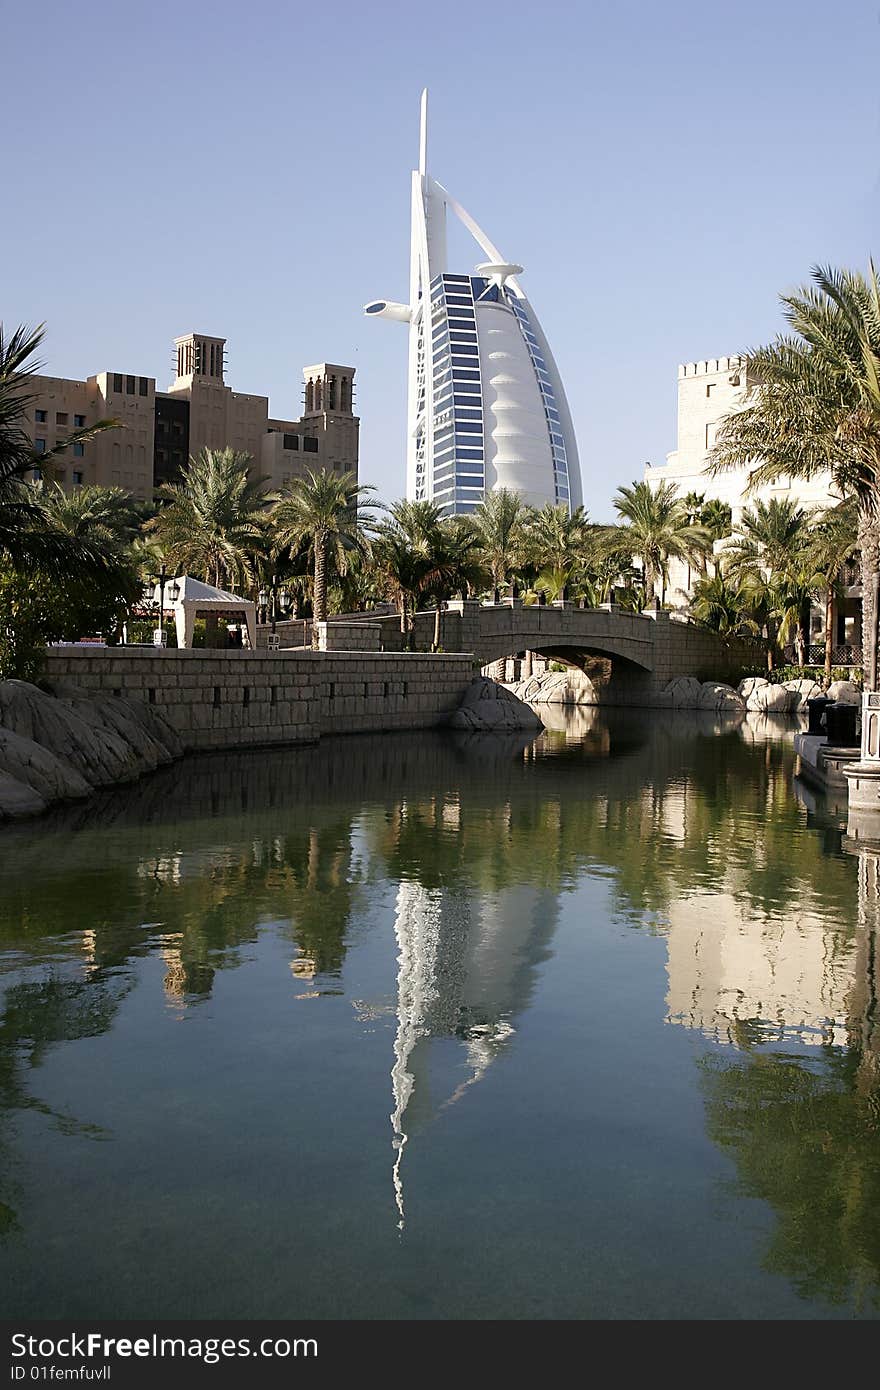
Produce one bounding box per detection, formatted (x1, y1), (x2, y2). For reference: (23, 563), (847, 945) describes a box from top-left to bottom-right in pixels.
(824, 587), (834, 683)
(433, 598), (442, 651)
(859, 508), (880, 690)
(643, 561), (654, 607)
(312, 537), (327, 647)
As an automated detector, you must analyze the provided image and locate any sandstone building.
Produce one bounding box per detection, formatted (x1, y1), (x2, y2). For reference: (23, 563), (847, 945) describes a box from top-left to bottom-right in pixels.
(643, 356), (860, 659)
(23, 333), (359, 499)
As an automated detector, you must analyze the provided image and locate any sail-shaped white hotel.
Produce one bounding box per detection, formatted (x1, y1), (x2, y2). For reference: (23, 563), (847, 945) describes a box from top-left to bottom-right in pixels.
(365, 92), (582, 516)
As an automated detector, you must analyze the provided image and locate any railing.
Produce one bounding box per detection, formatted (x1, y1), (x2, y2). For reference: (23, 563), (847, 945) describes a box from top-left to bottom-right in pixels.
(782, 643), (862, 667)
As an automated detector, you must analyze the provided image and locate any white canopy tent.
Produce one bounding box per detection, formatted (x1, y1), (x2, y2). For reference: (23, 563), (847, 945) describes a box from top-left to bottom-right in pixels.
(147, 576), (257, 649)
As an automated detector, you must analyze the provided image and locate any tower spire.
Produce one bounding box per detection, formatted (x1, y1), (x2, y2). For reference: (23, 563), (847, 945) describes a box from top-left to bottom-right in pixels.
(419, 88), (428, 177)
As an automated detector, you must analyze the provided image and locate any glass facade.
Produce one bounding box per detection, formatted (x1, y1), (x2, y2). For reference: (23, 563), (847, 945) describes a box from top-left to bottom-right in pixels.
(422, 273), (572, 513)
(427, 274), (485, 515)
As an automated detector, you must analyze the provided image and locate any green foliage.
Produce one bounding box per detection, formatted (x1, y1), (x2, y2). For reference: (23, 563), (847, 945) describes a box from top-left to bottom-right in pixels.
(602, 479), (711, 605)
(0, 562), (133, 680)
(148, 447), (267, 592)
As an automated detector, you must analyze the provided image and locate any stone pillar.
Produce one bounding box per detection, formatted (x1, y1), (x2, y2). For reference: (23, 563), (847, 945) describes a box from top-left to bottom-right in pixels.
(844, 692), (880, 829)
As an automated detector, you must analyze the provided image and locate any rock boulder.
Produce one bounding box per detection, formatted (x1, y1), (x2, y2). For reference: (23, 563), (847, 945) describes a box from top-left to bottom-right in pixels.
(827, 679), (861, 705)
(449, 678), (544, 732)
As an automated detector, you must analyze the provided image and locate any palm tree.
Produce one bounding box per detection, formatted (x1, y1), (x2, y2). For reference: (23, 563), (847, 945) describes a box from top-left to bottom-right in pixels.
(725, 497), (811, 580)
(524, 503), (592, 598)
(471, 488), (529, 601)
(371, 524), (433, 646)
(1, 322), (118, 572)
(148, 447), (267, 592)
(701, 498), (733, 576)
(604, 479), (710, 606)
(710, 262), (880, 685)
(690, 572), (757, 637)
(273, 468), (375, 636)
(725, 498), (814, 666)
(421, 517), (484, 649)
(809, 500), (859, 679)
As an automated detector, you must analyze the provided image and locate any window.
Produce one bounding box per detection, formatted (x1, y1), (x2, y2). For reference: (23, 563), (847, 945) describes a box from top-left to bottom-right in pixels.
(126, 375), (135, 394)
(31, 468), (43, 481)
(706, 384), (713, 398)
(34, 438), (46, 454)
(139, 378), (149, 397)
(35, 409), (47, 423)
(113, 373), (123, 392)
(73, 443), (84, 457)
(303, 436), (319, 453)
(705, 423), (713, 448)
(74, 414), (86, 427)
(56, 411), (68, 425)
(283, 434), (300, 451)
(73, 471), (83, 486)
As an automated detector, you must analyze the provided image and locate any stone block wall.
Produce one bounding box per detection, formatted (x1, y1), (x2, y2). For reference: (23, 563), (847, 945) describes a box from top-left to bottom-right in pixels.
(43, 648), (475, 752)
(315, 621), (382, 652)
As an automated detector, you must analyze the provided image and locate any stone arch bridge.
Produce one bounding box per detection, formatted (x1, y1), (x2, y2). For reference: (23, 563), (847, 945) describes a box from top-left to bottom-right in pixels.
(267, 600), (763, 707)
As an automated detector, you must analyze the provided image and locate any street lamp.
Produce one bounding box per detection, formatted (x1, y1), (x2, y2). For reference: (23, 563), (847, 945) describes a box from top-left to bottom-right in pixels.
(261, 575), (291, 635)
(150, 566), (179, 646)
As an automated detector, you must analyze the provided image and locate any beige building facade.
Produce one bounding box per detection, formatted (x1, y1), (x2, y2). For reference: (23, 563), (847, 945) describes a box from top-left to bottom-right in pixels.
(23, 333), (359, 500)
(645, 355), (844, 615)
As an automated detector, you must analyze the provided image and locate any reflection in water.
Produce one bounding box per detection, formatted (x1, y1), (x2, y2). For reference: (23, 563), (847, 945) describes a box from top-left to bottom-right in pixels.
(0, 710), (879, 1316)
(389, 875), (553, 1228)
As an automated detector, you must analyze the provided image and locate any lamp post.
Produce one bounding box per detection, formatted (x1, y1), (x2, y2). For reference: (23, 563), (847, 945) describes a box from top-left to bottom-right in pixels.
(151, 567), (179, 646)
(259, 575), (291, 635)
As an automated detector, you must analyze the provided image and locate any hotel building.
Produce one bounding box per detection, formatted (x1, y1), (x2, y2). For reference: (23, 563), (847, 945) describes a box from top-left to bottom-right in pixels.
(365, 91), (582, 516)
(23, 333), (359, 499)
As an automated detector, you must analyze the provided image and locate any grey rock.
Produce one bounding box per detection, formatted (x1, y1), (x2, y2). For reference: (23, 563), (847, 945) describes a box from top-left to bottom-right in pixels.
(449, 677), (544, 732)
(746, 683), (793, 713)
(0, 771), (48, 819)
(782, 677), (824, 709)
(508, 669), (598, 706)
(827, 679), (861, 705)
(0, 726), (92, 803)
(698, 681), (747, 712)
(664, 677), (704, 709)
(737, 676), (769, 699)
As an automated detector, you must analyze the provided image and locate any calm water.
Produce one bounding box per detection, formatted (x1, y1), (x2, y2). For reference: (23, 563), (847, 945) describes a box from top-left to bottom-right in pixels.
(1, 708), (878, 1320)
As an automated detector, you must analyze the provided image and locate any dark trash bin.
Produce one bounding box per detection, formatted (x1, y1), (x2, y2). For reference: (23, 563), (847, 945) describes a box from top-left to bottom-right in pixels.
(824, 701), (858, 746)
(806, 695), (832, 734)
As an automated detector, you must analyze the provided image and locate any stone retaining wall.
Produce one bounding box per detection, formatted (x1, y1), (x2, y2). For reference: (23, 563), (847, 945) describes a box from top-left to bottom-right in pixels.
(43, 648), (475, 752)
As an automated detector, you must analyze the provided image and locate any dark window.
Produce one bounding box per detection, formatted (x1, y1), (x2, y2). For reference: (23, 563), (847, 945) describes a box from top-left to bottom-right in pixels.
(72, 471), (83, 486)
(303, 436), (319, 453)
(113, 373), (123, 392)
(73, 443), (84, 457)
(31, 468), (42, 481)
(283, 434), (300, 451)
(56, 412), (68, 425)
(456, 422), (483, 434)
(452, 370), (481, 382)
(74, 414), (86, 426)
(34, 438), (46, 454)
(35, 409), (47, 423)
(126, 375), (135, 394)
(139, 377), (149, 396)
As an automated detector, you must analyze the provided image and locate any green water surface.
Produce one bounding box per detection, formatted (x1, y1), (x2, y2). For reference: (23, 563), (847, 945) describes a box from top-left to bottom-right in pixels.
(0, 707), (878, 1320)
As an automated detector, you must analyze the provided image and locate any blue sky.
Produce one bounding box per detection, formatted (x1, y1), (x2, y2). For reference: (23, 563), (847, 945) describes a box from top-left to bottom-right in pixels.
(3, 0), (877, 519)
